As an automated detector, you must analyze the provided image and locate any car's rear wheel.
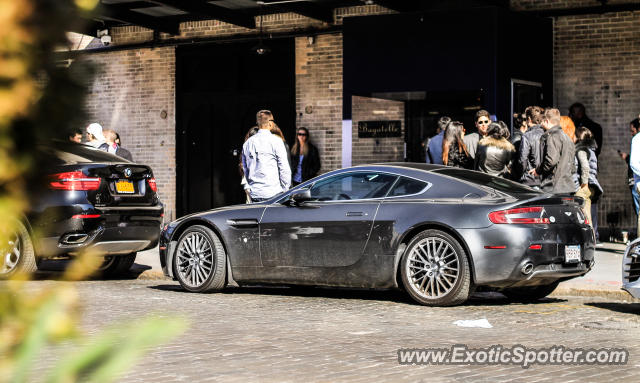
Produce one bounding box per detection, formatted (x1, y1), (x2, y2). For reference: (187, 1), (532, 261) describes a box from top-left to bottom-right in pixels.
(174, 225), (226, 293)
(0, 221), (37, 278)
(401, 229), (471, 306)
(501, 281), (559, 302)
(99, 253), (137, 278)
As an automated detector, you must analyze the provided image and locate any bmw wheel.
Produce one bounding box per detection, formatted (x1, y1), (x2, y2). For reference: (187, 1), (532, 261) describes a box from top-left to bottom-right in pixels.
(0, 221), (37, 278)
(173, 225), (226, 293)
(401, 229), (471, 306)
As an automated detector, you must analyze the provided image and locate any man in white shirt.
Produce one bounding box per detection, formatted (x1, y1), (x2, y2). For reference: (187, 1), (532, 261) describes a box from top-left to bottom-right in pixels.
(242, 110), (291, 202)
(629, 122), (640, 237)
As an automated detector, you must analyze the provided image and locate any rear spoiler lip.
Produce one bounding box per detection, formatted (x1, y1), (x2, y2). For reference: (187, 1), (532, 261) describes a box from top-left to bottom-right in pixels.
(508, 193), (583, 208)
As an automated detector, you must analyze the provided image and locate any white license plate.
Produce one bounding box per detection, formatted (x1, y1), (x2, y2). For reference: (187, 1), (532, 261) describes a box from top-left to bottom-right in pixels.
(565, 245), (581, 263)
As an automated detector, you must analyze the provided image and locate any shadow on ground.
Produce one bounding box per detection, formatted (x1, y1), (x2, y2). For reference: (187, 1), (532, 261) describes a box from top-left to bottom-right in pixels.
(34, 259), (151, 281)
(147, 284), (567, 307)
(586, 302), (640, 315)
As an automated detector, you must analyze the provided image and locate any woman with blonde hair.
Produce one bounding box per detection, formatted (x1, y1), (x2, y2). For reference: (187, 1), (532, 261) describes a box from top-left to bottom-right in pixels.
(290, 127), (321, 186)
(442, 121), (471, 168)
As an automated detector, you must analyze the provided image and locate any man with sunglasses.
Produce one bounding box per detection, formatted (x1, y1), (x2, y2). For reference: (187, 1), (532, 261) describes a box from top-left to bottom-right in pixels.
(463, 110), (492, 160)
(242, 110), (291, 202)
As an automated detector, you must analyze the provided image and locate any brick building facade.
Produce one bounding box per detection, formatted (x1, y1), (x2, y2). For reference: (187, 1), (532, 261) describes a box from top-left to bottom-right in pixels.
(78, 1), (640, 233)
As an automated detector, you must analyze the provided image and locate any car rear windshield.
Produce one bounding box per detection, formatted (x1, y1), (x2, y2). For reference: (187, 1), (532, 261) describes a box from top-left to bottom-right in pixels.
(38, 142), (128, 164)
(433, 168), (541, 195)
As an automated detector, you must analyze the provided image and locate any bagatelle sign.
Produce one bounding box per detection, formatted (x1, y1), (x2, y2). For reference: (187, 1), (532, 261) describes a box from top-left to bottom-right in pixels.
(357, 120), (401, 138)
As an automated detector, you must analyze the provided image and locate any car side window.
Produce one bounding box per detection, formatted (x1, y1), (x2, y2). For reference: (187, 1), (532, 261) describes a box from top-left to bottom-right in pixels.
(310, 173), (397, 201)
(387, 177), (428, 197)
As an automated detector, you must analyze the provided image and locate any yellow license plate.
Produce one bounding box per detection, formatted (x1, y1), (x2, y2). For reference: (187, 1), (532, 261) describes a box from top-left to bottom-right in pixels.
(115, 180), (135, 194)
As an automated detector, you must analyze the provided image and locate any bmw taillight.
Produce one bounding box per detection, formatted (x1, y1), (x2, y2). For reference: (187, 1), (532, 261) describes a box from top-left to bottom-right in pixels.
(148, 177), (158, 192)
(49, 171), (100, 191)
(488, 207), (550, 224)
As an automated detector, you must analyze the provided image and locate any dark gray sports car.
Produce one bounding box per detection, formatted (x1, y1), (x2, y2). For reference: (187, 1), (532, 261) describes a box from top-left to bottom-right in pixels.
(159, 163), (595, 306)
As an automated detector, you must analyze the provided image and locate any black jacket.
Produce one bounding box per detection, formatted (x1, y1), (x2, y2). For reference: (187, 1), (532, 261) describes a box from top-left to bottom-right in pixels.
(115, 147), (133, 162)
(536, 126), (576, 194)
(291, 143), (321, 182)
(446, 143), (472, 169)
(517, 125), (545, 186)
(475, 137), (515, 178)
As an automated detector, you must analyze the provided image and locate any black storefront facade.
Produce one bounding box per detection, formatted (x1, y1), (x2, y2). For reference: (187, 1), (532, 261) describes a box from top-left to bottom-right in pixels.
(343, 7), (552, 162)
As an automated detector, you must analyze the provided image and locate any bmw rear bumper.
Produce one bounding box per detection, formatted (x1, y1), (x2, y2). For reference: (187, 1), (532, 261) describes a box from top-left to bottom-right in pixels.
(34, 206), (163, 258)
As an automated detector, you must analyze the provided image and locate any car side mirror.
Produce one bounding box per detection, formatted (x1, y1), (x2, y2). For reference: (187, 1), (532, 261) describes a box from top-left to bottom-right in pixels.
(290, 188), (314, 204)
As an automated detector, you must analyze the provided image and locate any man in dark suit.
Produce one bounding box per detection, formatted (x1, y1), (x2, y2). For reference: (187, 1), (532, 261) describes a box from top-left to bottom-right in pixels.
(103, 129), (133, 161)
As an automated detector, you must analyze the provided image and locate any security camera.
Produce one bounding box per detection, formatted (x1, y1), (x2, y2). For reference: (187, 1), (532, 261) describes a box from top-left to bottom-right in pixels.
(100, 35), (111, 46)
(97, 29), (111, 46)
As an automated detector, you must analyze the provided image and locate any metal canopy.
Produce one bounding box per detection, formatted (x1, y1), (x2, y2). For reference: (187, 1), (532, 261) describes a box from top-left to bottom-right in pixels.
(83, 0), (513, 35)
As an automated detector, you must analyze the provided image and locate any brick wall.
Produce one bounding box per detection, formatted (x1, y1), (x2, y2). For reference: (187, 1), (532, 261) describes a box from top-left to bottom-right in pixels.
(82, 47), (176, 220)
(351, 96), (405, 165)
(512, 0), (640, 231)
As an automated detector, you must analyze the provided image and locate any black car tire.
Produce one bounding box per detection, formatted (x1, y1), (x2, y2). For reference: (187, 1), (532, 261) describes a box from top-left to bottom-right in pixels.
(501, 281), (560, 302)
(100, 253), (137, 278)
(0, 221), (37, 278)
(401, 229), (471, 306)
(174, 225), (226, 293)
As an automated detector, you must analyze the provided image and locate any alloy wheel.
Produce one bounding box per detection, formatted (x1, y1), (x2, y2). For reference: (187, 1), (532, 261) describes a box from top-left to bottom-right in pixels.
(176, 232), (214, 288)
(405, 237), (460, 299)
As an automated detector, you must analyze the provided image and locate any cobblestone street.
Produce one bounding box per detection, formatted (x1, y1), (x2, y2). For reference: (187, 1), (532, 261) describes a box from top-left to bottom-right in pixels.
(24, 279), (640, 382)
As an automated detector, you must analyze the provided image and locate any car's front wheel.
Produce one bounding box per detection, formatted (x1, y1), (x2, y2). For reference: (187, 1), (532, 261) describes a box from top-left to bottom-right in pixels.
(501, 282), (559, 302)
(401, 229), (471, 306)
(173, 225), (226, 293)
(0, 221), (37, 278)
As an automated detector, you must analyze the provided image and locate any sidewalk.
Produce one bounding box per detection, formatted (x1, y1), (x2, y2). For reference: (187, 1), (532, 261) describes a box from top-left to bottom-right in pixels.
(133, 242), (640, 301)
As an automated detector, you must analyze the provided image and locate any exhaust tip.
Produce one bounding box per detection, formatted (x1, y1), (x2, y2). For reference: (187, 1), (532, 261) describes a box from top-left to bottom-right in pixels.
(61, 233), (89, 245)
(521, 263), (534, 275)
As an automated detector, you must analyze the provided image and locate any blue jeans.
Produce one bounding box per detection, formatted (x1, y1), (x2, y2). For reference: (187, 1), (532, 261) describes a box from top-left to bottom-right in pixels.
(633, 184), (640, 215)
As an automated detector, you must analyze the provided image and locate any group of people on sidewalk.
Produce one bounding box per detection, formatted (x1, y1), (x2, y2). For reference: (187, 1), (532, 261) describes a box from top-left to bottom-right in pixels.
(240, 109), (321, 203)
(425, 104), (604, 239)
(68, 123), (133, 161)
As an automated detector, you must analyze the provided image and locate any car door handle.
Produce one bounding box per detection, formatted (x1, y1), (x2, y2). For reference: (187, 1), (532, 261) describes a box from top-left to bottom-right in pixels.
(346, 212), (365, 217)
(226, 219), (258, 228)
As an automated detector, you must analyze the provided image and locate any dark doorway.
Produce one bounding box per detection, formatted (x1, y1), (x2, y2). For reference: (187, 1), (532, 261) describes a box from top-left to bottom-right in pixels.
(176, 40), (295, 217)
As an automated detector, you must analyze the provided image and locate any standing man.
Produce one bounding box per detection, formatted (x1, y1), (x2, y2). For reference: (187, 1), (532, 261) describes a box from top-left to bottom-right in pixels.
(242, 110), (291, 202)
(569, 102), (603, 157)
(516, 106), (545, 188)
(530, 108), (575, 194)
(103, 129), (133, 161)
(85, 123), (109, 151)
(68, 128), (82, 143)
(425, 116), (451, 165)
(463, 110), (491, 160)
(629, 118), (640, 237)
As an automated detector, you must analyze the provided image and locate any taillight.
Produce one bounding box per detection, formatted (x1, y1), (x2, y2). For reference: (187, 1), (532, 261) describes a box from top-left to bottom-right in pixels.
(49, 171), (100, 191)
(148, 177), (158, 192)
(488, 207), (550, 224)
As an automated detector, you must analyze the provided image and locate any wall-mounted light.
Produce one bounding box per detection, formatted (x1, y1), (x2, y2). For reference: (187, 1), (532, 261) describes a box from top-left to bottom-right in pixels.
(97, 29), (111, 46)
(307, 35), (315, 45)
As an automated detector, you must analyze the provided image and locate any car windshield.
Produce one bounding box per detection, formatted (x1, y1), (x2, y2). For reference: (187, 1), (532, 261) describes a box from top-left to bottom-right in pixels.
(433, 168), (541, 195)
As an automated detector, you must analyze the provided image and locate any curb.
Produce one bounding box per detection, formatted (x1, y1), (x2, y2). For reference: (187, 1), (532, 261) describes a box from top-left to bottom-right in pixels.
(551, 286), (640, 302)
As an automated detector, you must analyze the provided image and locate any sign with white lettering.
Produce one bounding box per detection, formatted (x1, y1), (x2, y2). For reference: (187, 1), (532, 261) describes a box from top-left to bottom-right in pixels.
(357, 120), (402, 138)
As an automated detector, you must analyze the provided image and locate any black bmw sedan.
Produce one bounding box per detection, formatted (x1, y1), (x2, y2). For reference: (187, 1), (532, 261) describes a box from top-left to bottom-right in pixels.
(1, 140), (163, 277)
(159, 163), (594, 306)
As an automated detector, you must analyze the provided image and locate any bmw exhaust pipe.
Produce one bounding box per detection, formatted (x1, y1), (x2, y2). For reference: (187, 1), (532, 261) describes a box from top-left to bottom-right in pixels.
(521, 263), (534, 275)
